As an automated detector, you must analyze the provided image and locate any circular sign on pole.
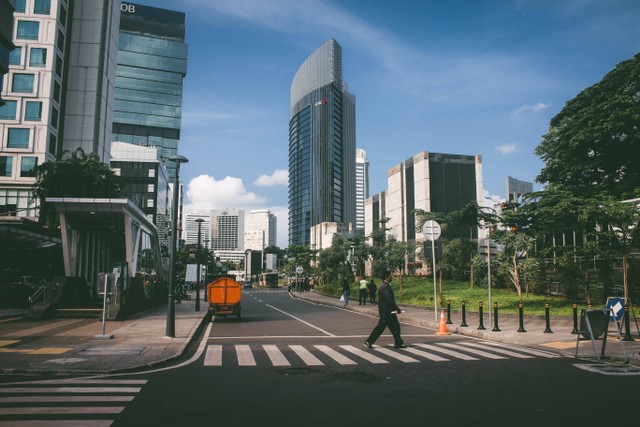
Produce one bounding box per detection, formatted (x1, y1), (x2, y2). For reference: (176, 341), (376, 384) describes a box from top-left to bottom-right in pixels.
(422, 220), (442, 241)
(296, 266), (304, 275)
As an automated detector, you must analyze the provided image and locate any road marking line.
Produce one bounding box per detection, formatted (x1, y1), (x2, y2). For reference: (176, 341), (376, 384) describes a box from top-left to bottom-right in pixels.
(414, 343), (479, 361)
(402, 346), (450, 362)
(0, 396), (135, 403)
(0, 387), (141, 394)
(289, 345), (324, 366)
(339, 345), (389, 364)
(265, 304), (336, 336)
(439, 343), (506, 359)
(314, 345), (357, 365)
(484, 341), (562, 358)
(458, 342), (533, 358)
(204, 345), (222, 366)
(263, 345), (290, 366)
(373, 347), (420, 363)
(236, 345), (256, 366)
(0, 406), (125, 415)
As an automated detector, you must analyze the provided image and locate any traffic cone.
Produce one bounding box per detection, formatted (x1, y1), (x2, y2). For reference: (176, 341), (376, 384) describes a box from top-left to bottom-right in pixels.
(436, 309), (450, 335)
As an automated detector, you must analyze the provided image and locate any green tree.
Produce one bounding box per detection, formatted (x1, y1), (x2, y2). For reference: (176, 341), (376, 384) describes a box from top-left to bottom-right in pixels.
(32, 148), (121, 229)
(535, 53), (640, 199)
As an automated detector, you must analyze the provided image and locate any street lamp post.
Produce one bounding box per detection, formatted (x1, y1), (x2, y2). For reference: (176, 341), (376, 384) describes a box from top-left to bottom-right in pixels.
(166, 154), (189, 338)
(195, 218), (204, 312)
(203, 238), (209, 302)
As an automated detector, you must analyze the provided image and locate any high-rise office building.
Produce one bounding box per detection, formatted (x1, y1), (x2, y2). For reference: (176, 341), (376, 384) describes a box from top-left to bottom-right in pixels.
(210, 209), (244, 251)
(244, 209), (277, 250)
(184, 212), (211, 247)
(112, 2), (188, 182)
(355, 148), (369, 232)
(0, 0), (120, 218)
(0, 0), (16, 106)
(288, 38), (356, 247)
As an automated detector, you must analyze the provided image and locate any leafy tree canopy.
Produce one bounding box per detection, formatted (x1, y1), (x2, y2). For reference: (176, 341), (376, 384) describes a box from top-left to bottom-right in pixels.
(535, 53), (640, 199)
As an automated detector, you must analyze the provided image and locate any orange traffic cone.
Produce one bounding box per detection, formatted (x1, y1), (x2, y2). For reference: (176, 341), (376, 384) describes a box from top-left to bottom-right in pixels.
(436, 309), (450, 335)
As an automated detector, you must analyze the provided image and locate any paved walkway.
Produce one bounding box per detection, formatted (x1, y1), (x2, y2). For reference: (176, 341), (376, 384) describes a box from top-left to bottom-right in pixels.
(0, 289), (637, 376)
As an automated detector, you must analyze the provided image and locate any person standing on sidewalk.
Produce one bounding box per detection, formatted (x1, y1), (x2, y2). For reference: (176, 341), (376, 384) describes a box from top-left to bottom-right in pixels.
(364, 270), (406, 349)
(340, 268), (351, 307)
(358, 276), (368, 305)
(367, 279), (377, 304)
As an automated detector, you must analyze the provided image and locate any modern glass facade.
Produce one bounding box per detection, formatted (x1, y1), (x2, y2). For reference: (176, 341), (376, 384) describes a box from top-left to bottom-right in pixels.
(288, 39), (356, 247)
(112, 2), (188, 182)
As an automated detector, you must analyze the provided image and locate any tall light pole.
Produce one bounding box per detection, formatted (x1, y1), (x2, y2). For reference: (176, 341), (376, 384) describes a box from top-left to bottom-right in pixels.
(195, 218), (204, 312)
(203, 238), (209, 302)
(166, 154), (189, 338)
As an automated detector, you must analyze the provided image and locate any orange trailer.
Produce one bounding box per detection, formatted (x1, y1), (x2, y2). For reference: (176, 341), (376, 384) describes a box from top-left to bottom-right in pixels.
(207, 276), (242, 320)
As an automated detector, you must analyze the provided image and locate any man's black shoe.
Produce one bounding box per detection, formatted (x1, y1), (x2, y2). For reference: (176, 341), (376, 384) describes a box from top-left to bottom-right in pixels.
(364, 341), (372, 349)
(393, 343), (407, 349)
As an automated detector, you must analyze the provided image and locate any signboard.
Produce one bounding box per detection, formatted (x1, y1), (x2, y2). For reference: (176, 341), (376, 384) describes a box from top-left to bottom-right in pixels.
(422, 220), (442, 241)
(296, 266), (304, 275)
(185, 264), (198, 282)
(605, 297), (625, 322)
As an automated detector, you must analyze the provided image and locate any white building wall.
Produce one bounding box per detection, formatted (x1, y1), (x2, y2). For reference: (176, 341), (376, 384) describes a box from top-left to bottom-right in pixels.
(244, 209), (276, 250)
(386, 164), (404, 241)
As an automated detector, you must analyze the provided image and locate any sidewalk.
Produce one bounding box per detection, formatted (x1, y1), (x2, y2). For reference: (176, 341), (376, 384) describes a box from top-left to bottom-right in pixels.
(290, 290), (640, 365)
(0, 296), (209, 376)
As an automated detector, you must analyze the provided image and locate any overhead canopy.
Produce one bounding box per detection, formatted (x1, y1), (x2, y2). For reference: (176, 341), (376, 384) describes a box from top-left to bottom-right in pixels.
(0, 217), (60, 250)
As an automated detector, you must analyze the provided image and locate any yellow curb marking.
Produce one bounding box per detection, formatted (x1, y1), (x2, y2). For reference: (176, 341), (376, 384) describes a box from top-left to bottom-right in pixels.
(0, 340), (71, 355)
(541, 341), (579, 349)
(27, 347), (71, 355)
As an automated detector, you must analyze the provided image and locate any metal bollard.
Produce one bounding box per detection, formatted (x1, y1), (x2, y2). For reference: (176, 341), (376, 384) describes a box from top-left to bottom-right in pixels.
(446, 300), (453, 324)
(571, 304), (579, 334)
(623, 304), (635, 341)
(544, 303), (553, 333)
(492, 302), (501, 332)
(477, 302), (486, 330)
(517, 302), (526, 332)
(460, 301), (468, 327)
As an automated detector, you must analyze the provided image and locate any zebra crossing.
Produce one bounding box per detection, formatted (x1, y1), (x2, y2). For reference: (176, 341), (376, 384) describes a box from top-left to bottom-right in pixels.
(0, 378), (147, 426)
(203, 341), (561, 367)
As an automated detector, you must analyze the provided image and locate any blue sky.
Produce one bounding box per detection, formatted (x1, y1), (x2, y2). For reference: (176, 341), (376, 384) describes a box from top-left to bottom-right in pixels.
(131, 0), (639, 247)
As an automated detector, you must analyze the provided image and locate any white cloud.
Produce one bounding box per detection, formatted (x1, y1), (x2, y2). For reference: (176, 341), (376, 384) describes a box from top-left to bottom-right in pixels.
(512, 102), (549, 115)
(184, 174), (266, 213)
(255, 169), (288, 187)
(496, 144), (517, 154)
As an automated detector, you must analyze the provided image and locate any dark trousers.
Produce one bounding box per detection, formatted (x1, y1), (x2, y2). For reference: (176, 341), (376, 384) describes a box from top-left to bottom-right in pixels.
(366, 313), (403, 346)
(359, 289), (368, 305)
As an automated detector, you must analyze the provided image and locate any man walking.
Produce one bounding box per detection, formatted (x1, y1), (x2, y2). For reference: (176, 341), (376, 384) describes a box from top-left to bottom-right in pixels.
(364, 270), (407, 349)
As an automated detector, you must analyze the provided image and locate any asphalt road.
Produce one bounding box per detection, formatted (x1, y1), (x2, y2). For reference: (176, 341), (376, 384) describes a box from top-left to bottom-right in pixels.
(1, 289), (638, 426)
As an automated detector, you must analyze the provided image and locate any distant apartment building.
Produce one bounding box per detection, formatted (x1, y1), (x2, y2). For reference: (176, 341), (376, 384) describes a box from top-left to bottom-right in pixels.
(112, 2), (188, 182)
(0, 0), (120, 218)
(288, 38), (356, 246)
(184, 212), (211, 247)
(365, 151), (483, 271)
(244, 209), (277, 250)
(355, 148), (369, 233)
(210, 209), (244, 251)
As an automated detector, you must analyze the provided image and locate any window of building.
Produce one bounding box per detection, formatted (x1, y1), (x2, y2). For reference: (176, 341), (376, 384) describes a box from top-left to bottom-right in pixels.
(50, 106), (58, 129)
(0, 100), (17, 120)
(14, 0), (26, 13)
(20, 157), (38, 177)
(147, 199), (154, 208)
(54, 55), (63, 77)
(9, 47), (22, 65)
(53, 80), (60, 102)
(0, 156), (12, 177)
(33, 0), (51, 15)
(48, 133), (57, 155)
(147, 184), (154, 192)
(58, 5), (67, 28)
(56, 29), (65, 52)
(7, 128), (30, 149)
(12, 74), (34, 93)
(24, 101), (42, 121)
(148, 168), (156, 178)
(29, 48), (47, 67)
(16, 21), (39, 40)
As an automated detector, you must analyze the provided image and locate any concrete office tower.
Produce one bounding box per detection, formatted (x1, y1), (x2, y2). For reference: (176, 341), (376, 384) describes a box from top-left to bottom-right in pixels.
(0, 0), (16, 106)
(112, 2), (188, 182)
(288, 38), (356, 247)
(365, 151), (483, 244)
(0, 0), (120, 218)
(355, 148), (369, 232)
(506, 176), (533, 203)
(210, 209), (245, 251)
(245, 209), (277, 250)
(184, 212), (211, 247)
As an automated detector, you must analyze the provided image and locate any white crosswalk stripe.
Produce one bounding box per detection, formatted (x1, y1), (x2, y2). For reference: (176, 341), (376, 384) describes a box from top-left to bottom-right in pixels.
(202, 341), (559, 367)
(0, 378), (147, 425)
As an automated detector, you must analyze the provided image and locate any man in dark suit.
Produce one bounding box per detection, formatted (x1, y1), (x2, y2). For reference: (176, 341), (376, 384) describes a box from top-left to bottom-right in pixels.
(364, 270), (407, 349)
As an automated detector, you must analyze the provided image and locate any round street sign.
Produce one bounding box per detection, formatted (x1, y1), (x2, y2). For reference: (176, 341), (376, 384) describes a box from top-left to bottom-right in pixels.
(422, 220), (442, 241)
(296, 266), (304, 275)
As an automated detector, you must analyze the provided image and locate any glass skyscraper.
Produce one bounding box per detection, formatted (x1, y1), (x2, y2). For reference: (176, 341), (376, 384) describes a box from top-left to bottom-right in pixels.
(288, 39), (356, 247)
(112, 2), (188, 181)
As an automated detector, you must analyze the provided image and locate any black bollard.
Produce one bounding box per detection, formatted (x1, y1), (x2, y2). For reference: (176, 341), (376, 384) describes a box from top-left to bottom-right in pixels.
(477, 302), (486, 330)
(623, 304), (635, 341)
(460, 301), (468, 327)
(544, 303), (553, 333)
(492, 302), (501, 332)
(517, 302), (526, 333)
(446, 300), (453, 324)
(571, 304), (579, 334)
